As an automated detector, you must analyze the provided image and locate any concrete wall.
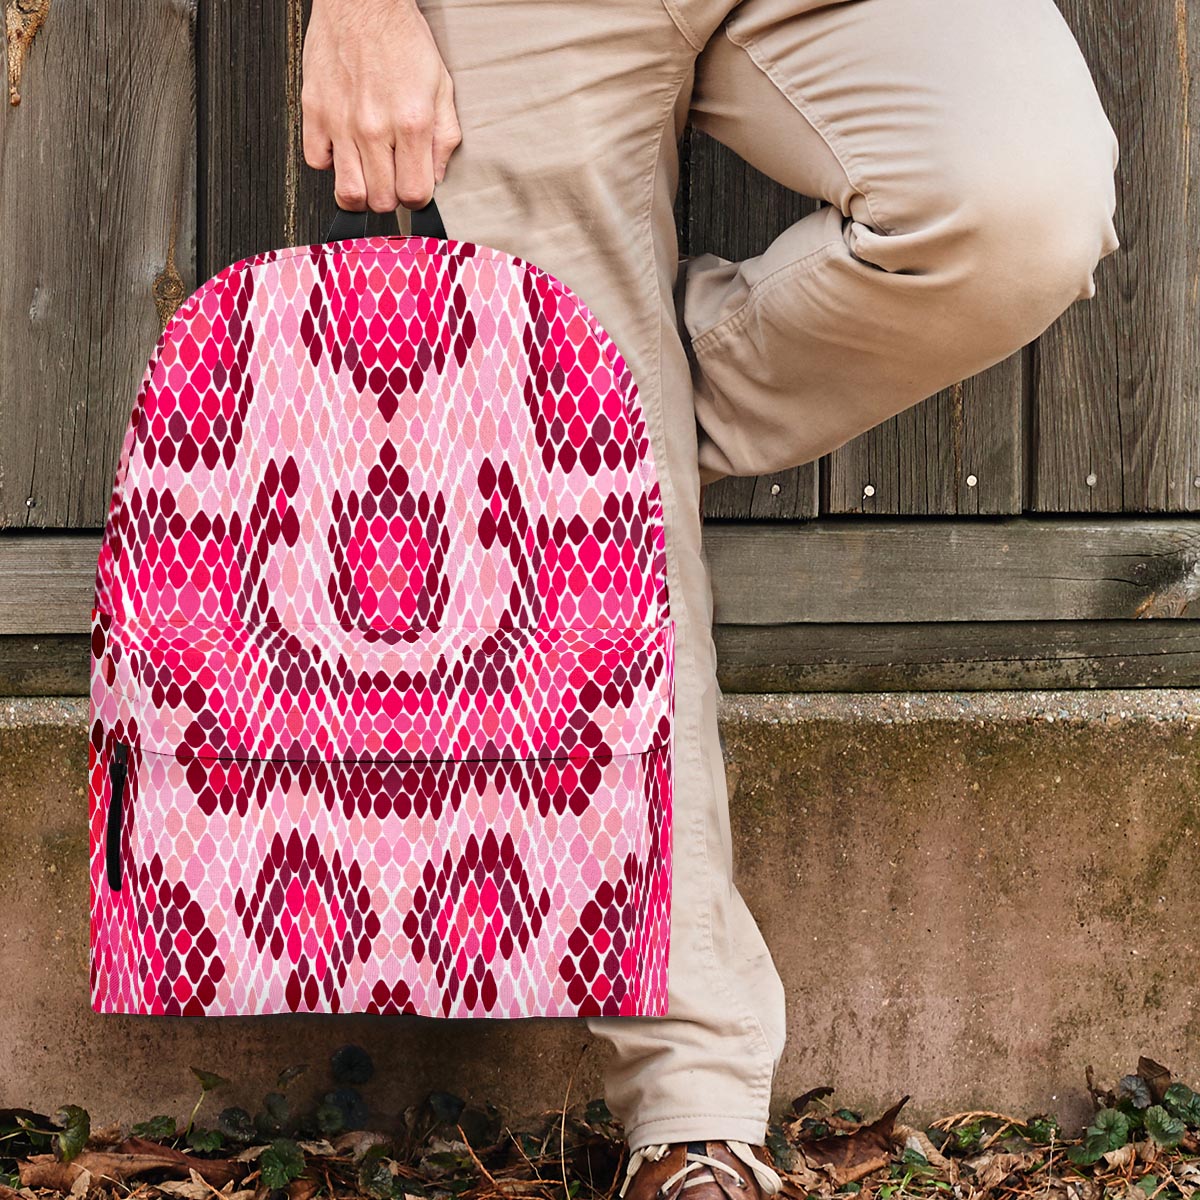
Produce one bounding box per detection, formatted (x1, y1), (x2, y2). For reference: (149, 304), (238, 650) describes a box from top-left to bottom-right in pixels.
(4, 691), (1199, 1134)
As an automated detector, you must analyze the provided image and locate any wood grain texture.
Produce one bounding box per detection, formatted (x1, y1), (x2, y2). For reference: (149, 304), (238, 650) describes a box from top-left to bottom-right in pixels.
(10, 520), (1200, 635)
(0, 536), (98, 633)
(0, 636), (88, 695)
(7, 618), (1200, 697)
(823, 354), (1025, 517)
(1034, 0), (1200, 513)
(199, 0), (397, 280)
(702, 517), (1200, 624)
(0, 0), (197, 529)
(714, 619), (1200, 691)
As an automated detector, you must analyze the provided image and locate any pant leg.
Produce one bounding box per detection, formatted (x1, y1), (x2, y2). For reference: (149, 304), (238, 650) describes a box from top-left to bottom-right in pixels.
(415, 0), (789, 1148)
(681, 0), (1122, 486)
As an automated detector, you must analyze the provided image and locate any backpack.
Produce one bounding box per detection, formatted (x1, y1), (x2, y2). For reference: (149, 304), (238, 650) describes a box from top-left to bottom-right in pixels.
(88, 201), (675, 1018)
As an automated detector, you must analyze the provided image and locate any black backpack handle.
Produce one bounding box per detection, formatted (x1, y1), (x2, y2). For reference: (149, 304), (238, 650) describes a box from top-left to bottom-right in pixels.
(324, 196), (447, 243)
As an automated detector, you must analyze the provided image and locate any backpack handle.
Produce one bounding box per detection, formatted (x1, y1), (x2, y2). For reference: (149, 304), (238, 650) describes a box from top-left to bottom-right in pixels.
(324, 196), (447, 243)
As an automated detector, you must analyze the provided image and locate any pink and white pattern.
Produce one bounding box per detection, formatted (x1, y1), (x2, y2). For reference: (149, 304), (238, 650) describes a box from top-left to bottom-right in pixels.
(89, 234), (674, 1018)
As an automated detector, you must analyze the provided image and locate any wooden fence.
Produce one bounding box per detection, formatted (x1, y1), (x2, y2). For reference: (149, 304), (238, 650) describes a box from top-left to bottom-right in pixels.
(1, 0), (1197, 693)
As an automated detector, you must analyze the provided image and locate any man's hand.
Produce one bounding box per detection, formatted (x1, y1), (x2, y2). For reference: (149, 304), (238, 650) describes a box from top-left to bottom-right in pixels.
(302, 0), (461, 212)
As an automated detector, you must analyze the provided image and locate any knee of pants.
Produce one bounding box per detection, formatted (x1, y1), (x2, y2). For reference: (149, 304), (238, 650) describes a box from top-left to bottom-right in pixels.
(854, 127), (1121, 357)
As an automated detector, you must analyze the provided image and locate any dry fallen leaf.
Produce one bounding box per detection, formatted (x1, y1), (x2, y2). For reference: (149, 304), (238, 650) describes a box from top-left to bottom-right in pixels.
(20, 1144), (243, 1195)
(1138, 1057), (1173, 1106)
(799, 1097), (909, 1186)
(155, 1168), (219, 1200)
(1101, 1144), (1136, 1169)
(284, 1176), (320, 1200)
(894, 1124), (951, 1169)
(295, 1140), (337, 1157)
(965, 1150), (1036, 1191)
(331, 1130), (394, 1162)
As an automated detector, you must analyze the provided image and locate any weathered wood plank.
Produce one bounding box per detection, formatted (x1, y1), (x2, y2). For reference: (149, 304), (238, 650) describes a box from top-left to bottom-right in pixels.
(705, 519), (1200, 623)
(1034, 0), (1199, 512)
(823, 352), (1025, 516)
(199, 0), (397, 280)
(8, 519), (1200, 635)
(0, 636), (89, 696)
(0, 536), (98, 633)
(0, 0), (197, 529)
(714, 619), (1200, 692)
(7, 618), (1200, 698)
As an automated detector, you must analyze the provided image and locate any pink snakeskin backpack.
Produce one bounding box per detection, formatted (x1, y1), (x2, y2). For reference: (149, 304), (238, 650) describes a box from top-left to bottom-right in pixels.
(89, 201), (675, 1019)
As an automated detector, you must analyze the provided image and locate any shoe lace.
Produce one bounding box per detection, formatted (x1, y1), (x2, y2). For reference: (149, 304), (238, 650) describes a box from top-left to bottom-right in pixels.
(618, 1141), (783, 1199)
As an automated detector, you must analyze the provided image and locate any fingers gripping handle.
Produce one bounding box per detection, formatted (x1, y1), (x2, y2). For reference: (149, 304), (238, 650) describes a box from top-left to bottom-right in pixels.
(324, 196), (447, 243)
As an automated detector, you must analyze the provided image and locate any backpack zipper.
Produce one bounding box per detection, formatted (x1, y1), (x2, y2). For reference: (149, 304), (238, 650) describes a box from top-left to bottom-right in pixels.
(105, 741), (129, 891)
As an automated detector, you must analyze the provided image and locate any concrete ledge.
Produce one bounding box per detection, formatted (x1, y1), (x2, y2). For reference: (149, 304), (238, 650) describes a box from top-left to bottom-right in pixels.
(4, 692), (1200, 1132)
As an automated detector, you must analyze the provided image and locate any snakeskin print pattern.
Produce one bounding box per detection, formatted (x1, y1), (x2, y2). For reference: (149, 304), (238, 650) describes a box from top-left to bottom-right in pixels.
(89, 234), (674, 1018)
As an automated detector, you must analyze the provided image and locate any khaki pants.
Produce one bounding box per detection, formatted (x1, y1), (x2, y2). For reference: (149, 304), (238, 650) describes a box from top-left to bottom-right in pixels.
(417, 0), (1120, 1147)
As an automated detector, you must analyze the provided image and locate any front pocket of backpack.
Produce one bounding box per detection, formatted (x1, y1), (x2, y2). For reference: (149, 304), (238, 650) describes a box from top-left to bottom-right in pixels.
(116, 737), (670, 1017)
(95, 617), (675, 1017)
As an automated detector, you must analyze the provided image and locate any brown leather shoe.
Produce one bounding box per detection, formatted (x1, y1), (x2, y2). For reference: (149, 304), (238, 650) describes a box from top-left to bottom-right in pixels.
(617, 1140), (785, 1200)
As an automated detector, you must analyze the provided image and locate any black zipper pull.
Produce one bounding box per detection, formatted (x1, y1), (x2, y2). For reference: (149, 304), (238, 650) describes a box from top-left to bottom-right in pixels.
(105, 741), (129, 891)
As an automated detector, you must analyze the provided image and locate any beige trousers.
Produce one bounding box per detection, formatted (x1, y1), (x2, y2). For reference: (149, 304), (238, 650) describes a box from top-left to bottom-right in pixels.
(416, 0), (1120, 1147)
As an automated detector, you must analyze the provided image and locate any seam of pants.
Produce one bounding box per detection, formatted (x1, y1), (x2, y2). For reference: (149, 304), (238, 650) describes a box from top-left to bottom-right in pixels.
(722, 25), (897, 235)
(650, 57), (775, 1116)
(688, 238), (843, 351)
(659, 0), (706, 51)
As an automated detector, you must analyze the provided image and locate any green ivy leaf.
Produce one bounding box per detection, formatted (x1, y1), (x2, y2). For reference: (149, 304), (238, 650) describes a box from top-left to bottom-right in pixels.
(1120, 1076), (1154, 1110)
(358, 1145), (395, 1199)
(260, 1138), (306, 1190)
(428, 1092), (465, 1124)
(1092, 1108), (1131, 1150)
(1067, 1142), (1103, 1167)
(51, 1106), (90, 1164)
(1068, 1108), (1130, 1166)
(331, 1045), (375, 1086)
(132, 1115), (177, 1140)
(255, 1091), (289, 1139)
(276, 1065), (309, 1090)
(316, 1100), (345, 1137)
(217, 1106), (256, 1145)
(1145, 1106), (1186, 1149)
(191, 1068), (230, 1094)
(133, 1113), (177, 1142)
(1163, 1084), (1200, 1127)
(953, 1122), (983, 1152)
(1022, 1116), (1062, 1145)
(187, 1127), (224, 1153)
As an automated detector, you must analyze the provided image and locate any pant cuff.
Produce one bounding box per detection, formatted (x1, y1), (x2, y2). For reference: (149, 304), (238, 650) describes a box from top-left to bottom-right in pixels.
(623, 1112), (770, 1152)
